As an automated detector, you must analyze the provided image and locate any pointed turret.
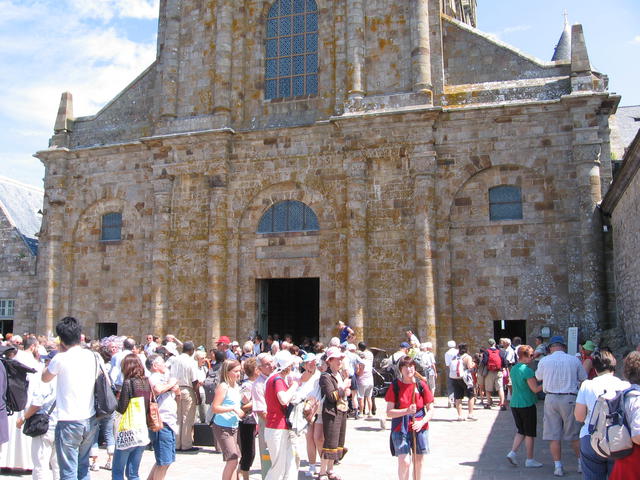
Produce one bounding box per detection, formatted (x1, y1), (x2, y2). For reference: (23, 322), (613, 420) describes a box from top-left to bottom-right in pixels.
(551, 12), (571, 61)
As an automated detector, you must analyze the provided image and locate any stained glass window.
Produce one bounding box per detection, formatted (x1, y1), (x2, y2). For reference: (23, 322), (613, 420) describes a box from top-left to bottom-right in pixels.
(489, 186), (523, 221)
(257, 201), (320, 233)
(265, 0), (318, 99)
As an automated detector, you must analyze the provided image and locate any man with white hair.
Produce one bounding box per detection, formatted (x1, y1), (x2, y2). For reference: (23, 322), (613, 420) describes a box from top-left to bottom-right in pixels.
(252, 353), (275, 478)
(444, 340), (458, 408)
(418, 342), (437, 395)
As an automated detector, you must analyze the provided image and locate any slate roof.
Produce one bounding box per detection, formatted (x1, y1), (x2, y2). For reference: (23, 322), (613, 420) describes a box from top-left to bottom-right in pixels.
(0, 176), (43, 255)
(611, 105), (640, 159)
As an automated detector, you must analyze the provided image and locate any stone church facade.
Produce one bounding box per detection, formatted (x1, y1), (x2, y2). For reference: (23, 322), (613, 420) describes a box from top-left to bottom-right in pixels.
(36, 0), (620, 353)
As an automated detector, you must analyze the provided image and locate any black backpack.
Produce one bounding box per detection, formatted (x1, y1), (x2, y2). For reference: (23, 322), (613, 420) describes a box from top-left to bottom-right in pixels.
(0, 347), (37, 415)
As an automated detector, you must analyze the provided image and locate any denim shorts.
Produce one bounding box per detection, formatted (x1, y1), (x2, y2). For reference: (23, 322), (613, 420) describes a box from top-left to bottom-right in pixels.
(150, 425), (176, 466)
(391, 429), (430, 456)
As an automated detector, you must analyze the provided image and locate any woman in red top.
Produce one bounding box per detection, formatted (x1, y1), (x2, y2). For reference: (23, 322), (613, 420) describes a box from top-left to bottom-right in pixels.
(263, 350), (299, 480)
(386, 356), (434, 480)
(609, 351), (640, 480)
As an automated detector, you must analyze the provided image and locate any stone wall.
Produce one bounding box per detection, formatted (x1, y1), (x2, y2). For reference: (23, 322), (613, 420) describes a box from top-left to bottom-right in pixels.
(603, 135), (640, 348)
(0, 213), (39, 333)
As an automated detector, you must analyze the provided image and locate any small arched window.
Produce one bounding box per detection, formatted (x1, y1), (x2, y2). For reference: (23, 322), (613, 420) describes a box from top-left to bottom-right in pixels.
(101, 212), (122, 241)
(489, 186), (523, 221)
(265, 0), (319, 100)
(258, 200), (319, 233)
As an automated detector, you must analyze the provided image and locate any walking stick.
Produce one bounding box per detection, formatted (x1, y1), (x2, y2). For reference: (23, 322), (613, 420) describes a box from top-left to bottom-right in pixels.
(411, 379), (418, 480)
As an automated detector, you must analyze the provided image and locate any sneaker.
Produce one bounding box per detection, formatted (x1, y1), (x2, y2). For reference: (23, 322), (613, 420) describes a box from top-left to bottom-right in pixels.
(500, 405), (507, 411)
(484, 404), (491, 409)
(467, 415), (478, 421)
(553, 466), (564, 477)
(577, 458), (582, 473)
(506, 451), (517, 466)
(457, 416), (464, 421)
(525, 459), (543, 468)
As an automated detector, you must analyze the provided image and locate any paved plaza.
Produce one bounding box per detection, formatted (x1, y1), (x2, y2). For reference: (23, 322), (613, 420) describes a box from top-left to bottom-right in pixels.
(35, 396), (581, 480)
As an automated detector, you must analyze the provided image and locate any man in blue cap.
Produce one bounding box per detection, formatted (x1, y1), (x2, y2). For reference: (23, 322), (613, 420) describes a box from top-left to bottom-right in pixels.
(535, 335), (587, 477)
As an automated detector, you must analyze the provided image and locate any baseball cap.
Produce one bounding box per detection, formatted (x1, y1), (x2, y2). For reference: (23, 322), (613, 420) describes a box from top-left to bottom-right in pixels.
(217, 336), (231, 345)
(400, 342), (410, 349)
(549, 335), (566, 346)
(447, 340), (456, 348)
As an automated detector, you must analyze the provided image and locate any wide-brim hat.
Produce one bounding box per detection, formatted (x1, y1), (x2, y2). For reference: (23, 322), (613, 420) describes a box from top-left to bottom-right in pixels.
(582, 340), (596, 351)
(165, 342), (179, 356)
(274, 350), (295, 371)
(325, 346), (345, 360)
(447, 340), (456, 348)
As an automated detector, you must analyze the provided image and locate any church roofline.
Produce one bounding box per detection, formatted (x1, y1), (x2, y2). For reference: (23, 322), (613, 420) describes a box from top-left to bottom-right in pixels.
(442, 14), (570, 67)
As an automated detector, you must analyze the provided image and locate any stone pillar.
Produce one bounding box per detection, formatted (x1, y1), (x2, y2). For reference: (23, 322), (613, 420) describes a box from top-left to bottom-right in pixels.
(156, 0), (181, 120)
(346, 0), (366, 100)
(410, 0), (433, 98)
(150, 173), (174, 335)
(346, 159), (368, 341)
(213, 0), (233, 124)
(37, 169), (67, 337)
(206, 173), (228, 346)
(568, 99), (607, 334)
(414, 171), (438, 343)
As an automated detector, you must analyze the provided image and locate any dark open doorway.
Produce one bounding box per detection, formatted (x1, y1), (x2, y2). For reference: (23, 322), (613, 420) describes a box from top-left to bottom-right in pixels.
(97, 322), (118, 339)
(257, 278), (319, 344)
(493, 319), (527, 343)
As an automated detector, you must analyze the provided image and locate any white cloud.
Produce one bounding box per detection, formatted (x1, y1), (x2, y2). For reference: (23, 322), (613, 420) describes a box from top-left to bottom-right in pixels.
(632, 35), (640, 44)
(67, 0), (159, 21)
(0, 0), (158, 187)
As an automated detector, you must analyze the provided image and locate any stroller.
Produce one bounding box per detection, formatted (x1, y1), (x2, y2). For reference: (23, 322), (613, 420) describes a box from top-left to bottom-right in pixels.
(370, 347), (395, 397)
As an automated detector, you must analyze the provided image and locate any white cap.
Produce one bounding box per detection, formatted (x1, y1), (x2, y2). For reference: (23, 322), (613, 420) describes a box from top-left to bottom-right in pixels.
(447, 340), (456, 348)
(347, 343), (356, 351)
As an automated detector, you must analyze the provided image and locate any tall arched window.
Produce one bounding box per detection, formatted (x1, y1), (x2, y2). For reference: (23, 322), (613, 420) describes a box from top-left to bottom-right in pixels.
(101, 212), (122, 241)
(257, 200), (319, 233)
(265, 0), (318, 100)
(489, 186), (523, 221)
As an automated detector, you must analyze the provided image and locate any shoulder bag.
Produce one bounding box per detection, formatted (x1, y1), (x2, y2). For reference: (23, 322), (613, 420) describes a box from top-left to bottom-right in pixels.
(23, 401), (56, 437)
(94, 352), (118, 418)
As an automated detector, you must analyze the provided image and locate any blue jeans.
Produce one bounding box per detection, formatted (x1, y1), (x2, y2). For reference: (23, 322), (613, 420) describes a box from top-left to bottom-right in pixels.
(55, 417), (99, 480)
(112, 445), (145, 480)
(580, 435), (613, 480)
(92, 412), (115, 455)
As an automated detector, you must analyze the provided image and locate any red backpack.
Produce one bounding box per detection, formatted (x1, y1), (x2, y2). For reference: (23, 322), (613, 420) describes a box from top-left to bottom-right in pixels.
(486, 348), (502, 372)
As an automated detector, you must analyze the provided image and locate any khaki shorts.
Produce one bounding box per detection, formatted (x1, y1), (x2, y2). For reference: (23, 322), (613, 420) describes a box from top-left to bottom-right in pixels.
(542, 394), (581, 441)
(483, 370), (503, 392)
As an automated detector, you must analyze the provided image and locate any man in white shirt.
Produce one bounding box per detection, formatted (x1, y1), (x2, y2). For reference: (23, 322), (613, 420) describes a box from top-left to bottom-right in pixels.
(42, 317), (98, 480)
(109, 337), (135, 390)
(418, 342), (437, 395)
(536, 335), (587, 477)
(170, 341), (200, 451)
(143, 334), (158, 356)
(251, 353), (275, 474)
(444, 340), (458, 408)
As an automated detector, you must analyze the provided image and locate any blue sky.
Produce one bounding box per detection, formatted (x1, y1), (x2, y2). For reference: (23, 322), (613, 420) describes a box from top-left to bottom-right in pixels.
(1, 0), (638, 189)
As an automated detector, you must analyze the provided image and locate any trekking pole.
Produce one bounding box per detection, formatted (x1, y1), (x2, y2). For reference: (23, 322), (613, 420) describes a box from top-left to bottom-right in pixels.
(411, 380), (418, 480)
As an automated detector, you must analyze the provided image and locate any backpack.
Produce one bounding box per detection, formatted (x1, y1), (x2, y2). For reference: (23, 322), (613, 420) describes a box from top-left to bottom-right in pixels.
(0, 348), (37, 415)
(588, 386), (640, 459)
(449, 355), (463, 379)
(486, 348), (502, 372)
(203, 366), (221, 405)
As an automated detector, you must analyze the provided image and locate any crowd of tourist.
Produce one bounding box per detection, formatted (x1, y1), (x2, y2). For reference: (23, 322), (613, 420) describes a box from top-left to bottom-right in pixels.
(0, 320), (640, 479)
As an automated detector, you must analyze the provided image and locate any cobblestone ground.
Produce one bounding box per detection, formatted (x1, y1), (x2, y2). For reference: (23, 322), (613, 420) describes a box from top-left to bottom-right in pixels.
(8, 396), (583, 479)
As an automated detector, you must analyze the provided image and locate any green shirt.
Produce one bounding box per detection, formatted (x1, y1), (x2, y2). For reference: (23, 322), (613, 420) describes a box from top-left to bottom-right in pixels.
(509, 362), (537, 408)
